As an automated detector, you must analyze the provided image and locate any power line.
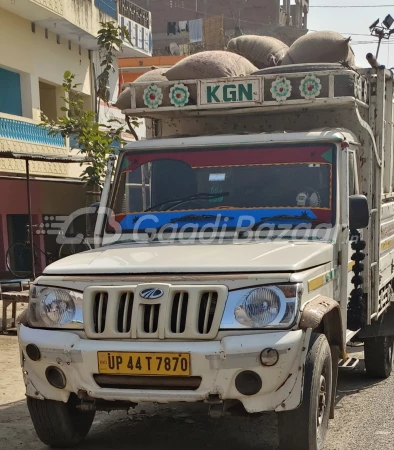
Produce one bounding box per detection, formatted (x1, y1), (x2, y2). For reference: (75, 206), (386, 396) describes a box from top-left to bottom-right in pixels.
(310, 4), (394, 7)
(353, 41), (394, 44)
(309, 30), (374, 37)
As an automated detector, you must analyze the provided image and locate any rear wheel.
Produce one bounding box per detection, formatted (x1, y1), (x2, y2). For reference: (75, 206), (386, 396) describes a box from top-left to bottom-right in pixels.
(277, 334), (333, 450)
(27, 395), (95, 448)
(364, 336), (394, 379)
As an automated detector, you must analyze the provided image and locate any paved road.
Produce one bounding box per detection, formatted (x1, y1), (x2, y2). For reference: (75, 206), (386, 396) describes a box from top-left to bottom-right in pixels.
(1, 335), (394, 450)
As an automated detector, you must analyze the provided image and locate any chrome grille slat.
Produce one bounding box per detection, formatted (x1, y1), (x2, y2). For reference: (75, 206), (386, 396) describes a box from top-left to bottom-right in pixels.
(198, 292), (218, 335)
(117, 292), (134, 333)
(97, 293), (104, 333)
(171, 292), (189, 334)
(203, 292), (213, 335)
(122, 293), (130, 333)
(176, 293), (183, 334)
(142, 304), (160, 334)
(93, 292), (108, 334)
(84, 285), (227, 340)
(149, 305), (155, 333)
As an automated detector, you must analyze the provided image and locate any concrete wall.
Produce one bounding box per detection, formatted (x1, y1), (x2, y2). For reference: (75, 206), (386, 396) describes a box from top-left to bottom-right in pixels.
(66, 0), (116, 38)
(0, 0), (116, 46)
(0, 178), (88, 272)
(134, 0), (279, 35)
(0, 8), (92, 121)
(132, 0), (306, 52)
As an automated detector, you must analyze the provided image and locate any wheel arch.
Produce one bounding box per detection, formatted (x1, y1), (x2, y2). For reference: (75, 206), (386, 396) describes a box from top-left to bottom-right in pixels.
(300, 296), (346, 360)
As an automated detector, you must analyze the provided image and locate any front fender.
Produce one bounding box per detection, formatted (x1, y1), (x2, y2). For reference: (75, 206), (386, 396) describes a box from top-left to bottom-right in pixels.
(300, 296), (345, 359)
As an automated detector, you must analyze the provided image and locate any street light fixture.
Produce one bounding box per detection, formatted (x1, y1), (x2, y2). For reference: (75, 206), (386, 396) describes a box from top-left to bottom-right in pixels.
(370, 14), (394, 58)
(383, 14), (394, 30)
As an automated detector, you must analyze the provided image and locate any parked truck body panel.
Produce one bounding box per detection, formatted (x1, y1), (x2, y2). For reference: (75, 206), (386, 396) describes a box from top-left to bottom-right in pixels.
(18, 65), (394, 450)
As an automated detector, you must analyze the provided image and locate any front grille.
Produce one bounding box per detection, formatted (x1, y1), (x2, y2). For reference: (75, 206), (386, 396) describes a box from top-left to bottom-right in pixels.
(93, 293), (108, 333)
(142, 304), (160, 333)
(170, 292), (189, 333)
(84, 284), (228, 340)
(117, 293), (134, 333)
(198, 292), (218, 335)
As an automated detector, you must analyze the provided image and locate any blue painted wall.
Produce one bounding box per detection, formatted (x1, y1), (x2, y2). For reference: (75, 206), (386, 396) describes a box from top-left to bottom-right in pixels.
(0, 68), (22, 116)
(95, 0), (117, 19)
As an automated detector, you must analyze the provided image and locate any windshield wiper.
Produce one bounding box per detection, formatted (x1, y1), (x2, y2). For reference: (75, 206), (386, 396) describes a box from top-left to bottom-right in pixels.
(169, 214), (234, 223)
(145, 192), (230, 212)
(238, 212), (314, 238)
(102, 238), (139, 247)
(253, 212), (314, 228)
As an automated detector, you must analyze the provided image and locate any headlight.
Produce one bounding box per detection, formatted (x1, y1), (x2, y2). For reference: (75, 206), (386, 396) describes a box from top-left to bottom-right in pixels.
(28, 286), (83, 329)
(220, 284), (302, 330)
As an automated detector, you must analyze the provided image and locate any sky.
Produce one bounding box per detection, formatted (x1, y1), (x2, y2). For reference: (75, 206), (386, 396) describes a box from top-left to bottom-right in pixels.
(308, 0), (394, 68)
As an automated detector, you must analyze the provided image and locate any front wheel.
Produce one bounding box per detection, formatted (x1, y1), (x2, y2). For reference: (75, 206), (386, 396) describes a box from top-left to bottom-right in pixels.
(277, 334), (333, 450)
(27, 395), (95, 448)
(364, 336), (394, 379)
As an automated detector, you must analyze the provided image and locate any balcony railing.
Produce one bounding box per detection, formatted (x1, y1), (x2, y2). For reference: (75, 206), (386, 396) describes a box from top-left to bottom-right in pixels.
(119, 0), (150, 29)
(0, 114), (65, 148)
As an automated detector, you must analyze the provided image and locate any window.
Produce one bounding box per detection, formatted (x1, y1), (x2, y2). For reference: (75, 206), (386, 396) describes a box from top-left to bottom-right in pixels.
(39, 81), (57, 122)
(110, 144), (337, 233)
(0, 68), (22, 116)
(348, 152), (358, 196)
(169, 0), (185, 8)
(116, 160), (332, 213)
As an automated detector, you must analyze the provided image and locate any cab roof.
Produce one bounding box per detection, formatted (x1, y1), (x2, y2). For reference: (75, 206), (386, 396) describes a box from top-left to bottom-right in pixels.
(122, 128), (358, 153)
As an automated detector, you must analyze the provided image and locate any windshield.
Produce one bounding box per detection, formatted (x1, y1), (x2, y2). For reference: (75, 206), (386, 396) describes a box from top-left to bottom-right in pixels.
(109, 144), (335, 234)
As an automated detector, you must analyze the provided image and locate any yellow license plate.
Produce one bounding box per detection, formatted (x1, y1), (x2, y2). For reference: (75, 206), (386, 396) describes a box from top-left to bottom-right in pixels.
(97, 352), (191, 376)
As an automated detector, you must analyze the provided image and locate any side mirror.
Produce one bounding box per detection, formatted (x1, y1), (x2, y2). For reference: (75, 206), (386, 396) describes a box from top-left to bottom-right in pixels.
(349, 195), (370, 230)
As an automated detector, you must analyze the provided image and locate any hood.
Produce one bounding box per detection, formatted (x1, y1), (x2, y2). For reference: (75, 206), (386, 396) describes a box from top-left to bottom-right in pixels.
(44, 241), (333, 275)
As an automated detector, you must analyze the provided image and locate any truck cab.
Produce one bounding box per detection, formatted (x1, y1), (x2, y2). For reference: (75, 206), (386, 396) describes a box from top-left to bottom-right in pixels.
(19, 64), (394, 450)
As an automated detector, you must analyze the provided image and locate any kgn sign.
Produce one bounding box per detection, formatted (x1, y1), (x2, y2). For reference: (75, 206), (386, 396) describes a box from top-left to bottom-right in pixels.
(200, 79), (261, 106)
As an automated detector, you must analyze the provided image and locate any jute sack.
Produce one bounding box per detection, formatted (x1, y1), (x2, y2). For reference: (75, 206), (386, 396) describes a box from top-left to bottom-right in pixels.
(227, 35), (289, 68)
(115, 68), (171, 109)
(165, 51), (258, 81)
(282, 31), (354, 65)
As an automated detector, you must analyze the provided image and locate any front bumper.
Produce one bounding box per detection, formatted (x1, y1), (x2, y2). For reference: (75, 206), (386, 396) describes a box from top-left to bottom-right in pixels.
(19, 325), (310, 413)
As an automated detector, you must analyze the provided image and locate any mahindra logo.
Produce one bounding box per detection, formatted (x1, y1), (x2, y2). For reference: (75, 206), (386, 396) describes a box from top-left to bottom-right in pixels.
(140, 288), (164, 300)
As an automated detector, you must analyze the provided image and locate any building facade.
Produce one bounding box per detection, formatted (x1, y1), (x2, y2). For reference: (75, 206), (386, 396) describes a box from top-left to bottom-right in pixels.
(119, 55), (184, 84)
(0, 0), (152, 276)
(131, 0), (309, 56)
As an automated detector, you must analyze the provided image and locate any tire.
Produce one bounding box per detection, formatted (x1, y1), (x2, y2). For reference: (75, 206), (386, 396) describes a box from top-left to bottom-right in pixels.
(364, 336), (394, 379)
(6, 243), (33, 278)
(27, 395), (95, 448)
(59, 242), (91, 259)
(278, 334), (333, 450)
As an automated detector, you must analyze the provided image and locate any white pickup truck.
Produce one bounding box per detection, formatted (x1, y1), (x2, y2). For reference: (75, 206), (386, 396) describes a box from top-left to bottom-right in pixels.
(18, 63), (394, 450)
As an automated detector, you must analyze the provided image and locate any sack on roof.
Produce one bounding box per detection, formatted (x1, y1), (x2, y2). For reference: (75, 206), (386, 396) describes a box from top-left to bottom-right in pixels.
(282, 31), (355, 66)
(227, 35), (289, 69)
(164, 51), (258, 81)
(115, 68), (171, 110)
